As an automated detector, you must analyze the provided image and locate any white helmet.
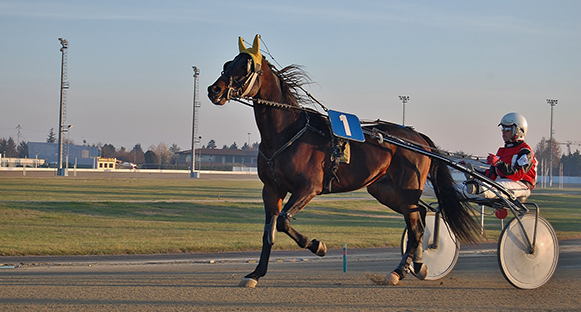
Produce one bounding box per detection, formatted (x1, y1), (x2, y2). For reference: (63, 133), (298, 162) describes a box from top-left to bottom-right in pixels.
(498, 112), (528, 141)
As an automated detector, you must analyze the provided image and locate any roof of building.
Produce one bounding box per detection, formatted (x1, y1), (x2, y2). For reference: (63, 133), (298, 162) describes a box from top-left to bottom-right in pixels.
(177, 148), (258, 157)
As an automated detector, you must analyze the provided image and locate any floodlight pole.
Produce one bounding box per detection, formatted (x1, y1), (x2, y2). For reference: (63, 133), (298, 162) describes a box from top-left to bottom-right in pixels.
(190, 66), (200, 178)
(399, 95), (409, 126)
(547, 99), (557, 187)
(57, 38), (69, 176)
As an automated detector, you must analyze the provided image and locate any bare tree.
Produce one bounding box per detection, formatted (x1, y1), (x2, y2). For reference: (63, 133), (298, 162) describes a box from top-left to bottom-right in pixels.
(169, 143), (181, 165)
(535, 137), (562, 172)
(150, 142), (171, 165)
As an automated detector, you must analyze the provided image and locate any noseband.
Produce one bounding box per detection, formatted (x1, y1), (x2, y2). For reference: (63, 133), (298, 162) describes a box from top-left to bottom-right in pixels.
(223, 57), (261, 101)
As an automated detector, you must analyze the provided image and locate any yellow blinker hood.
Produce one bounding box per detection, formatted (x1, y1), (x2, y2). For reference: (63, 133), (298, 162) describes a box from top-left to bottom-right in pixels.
(238, 34), (262, 68)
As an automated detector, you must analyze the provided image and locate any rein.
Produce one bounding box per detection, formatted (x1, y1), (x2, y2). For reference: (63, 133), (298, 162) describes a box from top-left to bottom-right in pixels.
(233, 97), (471, 161)
(224, 52), (485, 183)
(255, 111), (326, 187)
(232, 96), (320, 113)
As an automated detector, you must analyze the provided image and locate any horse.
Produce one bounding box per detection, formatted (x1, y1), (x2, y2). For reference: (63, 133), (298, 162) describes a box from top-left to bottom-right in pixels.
(207, 35), (480, 287)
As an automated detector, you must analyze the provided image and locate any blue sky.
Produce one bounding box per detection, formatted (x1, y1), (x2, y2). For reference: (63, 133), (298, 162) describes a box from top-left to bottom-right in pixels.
(1, 0), (579, 157)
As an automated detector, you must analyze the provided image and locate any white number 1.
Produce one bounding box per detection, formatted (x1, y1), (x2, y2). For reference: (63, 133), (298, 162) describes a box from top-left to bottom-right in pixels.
(339, 114), (352, 136)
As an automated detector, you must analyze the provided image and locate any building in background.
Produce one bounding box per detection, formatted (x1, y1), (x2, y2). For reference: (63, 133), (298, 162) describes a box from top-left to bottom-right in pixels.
(27, 142), (99, 168)
(177, 148), (258, 171)
(0, 155), (45, 167)
(97, 157), (116, 170)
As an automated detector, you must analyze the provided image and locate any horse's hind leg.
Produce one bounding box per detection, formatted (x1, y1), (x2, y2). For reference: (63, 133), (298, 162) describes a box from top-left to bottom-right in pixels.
(375, 188), (425, 285)
(396, 201), (427, 279)
(411, 203), (428, 277)
(368, 180), (426, 285)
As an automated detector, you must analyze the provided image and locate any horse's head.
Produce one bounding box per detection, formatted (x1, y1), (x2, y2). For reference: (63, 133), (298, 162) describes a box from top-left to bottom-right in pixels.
(208, 35), (263, 105)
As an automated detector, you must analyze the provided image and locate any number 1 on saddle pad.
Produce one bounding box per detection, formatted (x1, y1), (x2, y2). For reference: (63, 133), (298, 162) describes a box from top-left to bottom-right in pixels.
(328, 110), (365, 142)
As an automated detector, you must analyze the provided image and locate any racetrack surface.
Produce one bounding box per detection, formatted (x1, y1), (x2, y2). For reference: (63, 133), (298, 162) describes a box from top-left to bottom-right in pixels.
(1, 240), (580, 311)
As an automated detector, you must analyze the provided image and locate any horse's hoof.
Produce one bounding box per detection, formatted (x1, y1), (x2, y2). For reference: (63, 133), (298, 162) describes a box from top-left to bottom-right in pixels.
(239, 277), (258, 288)
(311, 239), (327, 257)
(411, 262), (428, 280)
(386, 271), (400, 285)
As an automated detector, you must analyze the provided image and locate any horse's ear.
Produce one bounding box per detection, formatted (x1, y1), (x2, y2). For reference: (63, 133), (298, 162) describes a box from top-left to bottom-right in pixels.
(238, 36), (247, 52)
(238, 34), (262, 69)
(250, 34), (260, 55)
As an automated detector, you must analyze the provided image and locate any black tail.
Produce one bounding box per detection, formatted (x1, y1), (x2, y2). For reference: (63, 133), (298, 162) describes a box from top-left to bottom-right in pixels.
(429, 158), (481, 243)
(416, 132), (481, 243)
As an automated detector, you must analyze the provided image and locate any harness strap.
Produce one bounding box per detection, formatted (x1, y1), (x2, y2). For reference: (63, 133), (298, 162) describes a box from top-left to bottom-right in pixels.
(234, 94), (341, 194)
(239, 71), (259, 98)
(327, 138), (346, 192)
(260, 113), (311, 162)
(226, 58), (262, 101)
(259, 113), (325, 186)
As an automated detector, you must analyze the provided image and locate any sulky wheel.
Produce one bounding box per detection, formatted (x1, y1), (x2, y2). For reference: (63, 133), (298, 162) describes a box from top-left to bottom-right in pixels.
(401, 212), (460, 280)
(498, 214), (559, 289)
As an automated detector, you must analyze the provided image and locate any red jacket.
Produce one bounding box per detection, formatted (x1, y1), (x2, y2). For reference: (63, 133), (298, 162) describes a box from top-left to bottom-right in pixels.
(486, 141), (537, 189)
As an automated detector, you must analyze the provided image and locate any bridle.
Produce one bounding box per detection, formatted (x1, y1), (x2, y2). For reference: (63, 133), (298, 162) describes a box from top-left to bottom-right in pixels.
(222, 56), (262, 101)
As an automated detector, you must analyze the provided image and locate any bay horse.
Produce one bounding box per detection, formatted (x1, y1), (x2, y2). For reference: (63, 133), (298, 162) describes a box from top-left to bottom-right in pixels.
(208, 35), (480, 287)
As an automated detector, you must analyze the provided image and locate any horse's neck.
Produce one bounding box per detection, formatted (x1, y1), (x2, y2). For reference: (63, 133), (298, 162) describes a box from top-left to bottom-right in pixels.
(253, 68), (301, 149)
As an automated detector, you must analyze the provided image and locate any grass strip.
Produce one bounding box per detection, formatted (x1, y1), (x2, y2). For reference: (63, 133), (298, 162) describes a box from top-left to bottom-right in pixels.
(0, 177), (579, 256)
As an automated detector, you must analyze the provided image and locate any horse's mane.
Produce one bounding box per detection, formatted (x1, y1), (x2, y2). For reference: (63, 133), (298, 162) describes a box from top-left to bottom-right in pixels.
(269, 62), (316, 108)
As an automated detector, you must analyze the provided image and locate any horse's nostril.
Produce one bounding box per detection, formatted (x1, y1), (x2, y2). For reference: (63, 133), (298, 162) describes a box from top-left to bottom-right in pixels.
(209, 85), (221, 95)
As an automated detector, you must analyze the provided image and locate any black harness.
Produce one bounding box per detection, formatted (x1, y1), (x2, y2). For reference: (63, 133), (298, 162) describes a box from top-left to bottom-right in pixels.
(224, 58), (262, 101)
(258, 112), (328, 187)
(223, 55), (347, 193)
(257, 110), (347, 194)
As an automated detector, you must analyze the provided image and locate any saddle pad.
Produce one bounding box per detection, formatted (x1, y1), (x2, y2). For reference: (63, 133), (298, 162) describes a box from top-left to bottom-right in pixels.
(328, 110), (365, 142)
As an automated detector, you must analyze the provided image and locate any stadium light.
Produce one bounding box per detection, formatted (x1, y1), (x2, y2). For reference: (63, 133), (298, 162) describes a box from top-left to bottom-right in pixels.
(546, 99), (557, 187)
(57, 38), (69, 176)
(399, 95), (409, 126)
(191, 66), (201, 178)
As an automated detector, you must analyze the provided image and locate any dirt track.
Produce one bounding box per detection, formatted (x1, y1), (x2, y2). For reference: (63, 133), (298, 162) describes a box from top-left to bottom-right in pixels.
(1, 241), (580, 311)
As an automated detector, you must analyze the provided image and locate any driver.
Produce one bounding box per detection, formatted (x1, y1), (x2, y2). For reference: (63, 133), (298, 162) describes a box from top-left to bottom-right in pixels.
(465, 112), (537, 200)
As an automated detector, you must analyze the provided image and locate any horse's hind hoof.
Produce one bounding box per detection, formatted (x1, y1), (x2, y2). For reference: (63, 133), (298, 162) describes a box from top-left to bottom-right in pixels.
(239, 277), (258, 288)
(386, 271), (400, 285)
(411, 262), (428, 280)
(309, 239), (327, 257)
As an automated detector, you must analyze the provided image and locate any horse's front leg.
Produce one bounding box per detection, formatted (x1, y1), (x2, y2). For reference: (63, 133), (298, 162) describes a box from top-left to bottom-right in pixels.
(276, 190), (327, 257)
(240, 185), (285, 288)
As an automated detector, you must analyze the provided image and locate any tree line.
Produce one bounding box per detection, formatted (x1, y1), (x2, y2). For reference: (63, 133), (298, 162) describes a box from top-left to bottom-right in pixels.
(0, 137), (27, 158)
(1, 128), (259, 169)
(2, 129), (580, 176)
